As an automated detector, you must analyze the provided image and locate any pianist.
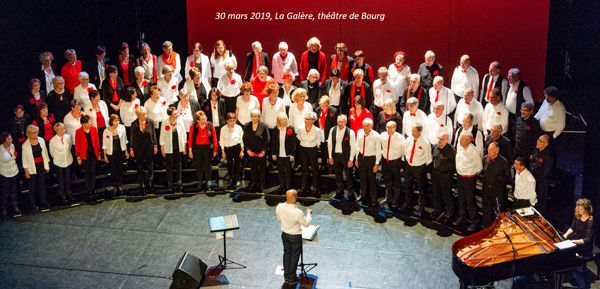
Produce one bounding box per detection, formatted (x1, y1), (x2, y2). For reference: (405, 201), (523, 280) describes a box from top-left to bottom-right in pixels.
(563, 198), (593, 289)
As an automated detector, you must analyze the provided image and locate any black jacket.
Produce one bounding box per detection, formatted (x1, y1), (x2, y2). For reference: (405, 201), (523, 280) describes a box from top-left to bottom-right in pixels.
(300, 80), (322, 107)
(243, 121), (270, 153)
(202, 98), (226, 126)
(270, 126), (296, 157)
(320, 79), (350, 112)
(116, 54), (136, 86)
(398, 86), (430, 114)
(130, 118), (156, 154)
(244, 52), (270, 82)
(88, 57), (111, 89)
(314, 105), (338, 136)
(484, 135), (514, 164)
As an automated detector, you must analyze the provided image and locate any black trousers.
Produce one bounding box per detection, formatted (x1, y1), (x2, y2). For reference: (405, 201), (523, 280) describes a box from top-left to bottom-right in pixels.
(224, 145), (242, 184)
(382, 158), (402, 206)
(281, 232), (302, 281)
(248, 155), (266, 189)
(165, 151), (183, 188)
(318, 142), (329, 170)
(299, 146), (319, 191)
(135, 150), (153, 188)
(82, 157), (97, 192)
(29, 163), (47, 205)
(535, 179), (549, 216)
(193, 145), (212, 185)
(513, 198), (531, 209)
(1, 175), (18, 210)
(55, 165), (72, 199)
(404, 164), (427, 207)
(358, 155), (377, 202)
(457, 176), (479, 225)
(432, 169), (454, 217)
(224, 96), (238, 114)
(277, 156), (292, 190)
(108, 151), (124, 188)
(332, 153), (353, 194)
(481, 185), (505, 226)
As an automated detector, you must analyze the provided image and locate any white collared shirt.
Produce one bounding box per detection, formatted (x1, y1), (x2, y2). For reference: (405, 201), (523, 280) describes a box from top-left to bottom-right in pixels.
(43, 67), (55, 94)
(456, 144), (483, 176)
(454, 126), (484, 158)
(506, 82), (533, 114)
(236, 95), (260, 125)
(328, 81), (341, 106)
(404, 136), (432, 166)
(428, 86), (456, 116)
(276, 202), (312, 235)
(138, 55), (155, 81)
(380, 131), (405, 161)
(297, 125), (322, 148)
(454, 98), (484, 127)
(119, 99), (141, 127)
(356, 129), (381, 164)
(279, 128), (287, 157)
(177, 101), (195, 132)
(63, 111), (82, 144)
(50, 134), (74, 168)
(402, 109), (428, 137)
(426, 113), (453, 144)
(83, 101), (109, 128)
(262, 97), (285, 128)
(97, 60), (106, 87)
(218, 73), (242, 97)
(482, 102), (509, 134)
(211, 51), (237, 79)
(388, 64), (410, 97)
(534, 99), (566, 139)
(157, 76), (180, 105)
(451, 66), (480, 99)
(219, 124), (244, 149)
(288, 102), (313, 129)
(515, 168), (537, 205)
(73, 83), (97, 108)
(373, 78), (397, 107)
(159, 119), (186, 154)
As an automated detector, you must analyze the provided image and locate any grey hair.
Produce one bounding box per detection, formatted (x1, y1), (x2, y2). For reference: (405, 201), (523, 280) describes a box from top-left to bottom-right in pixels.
(362, 118), (373, 126)
(278, 42), (288, 50)
(304, 111), (317, 121)
(78, 71), (89, 81)
(162, 41), (173, 50)
(425, 50), (435, 59)
(378, 67), (388, 74)
(162, 65), (174, 74)
(251, 41), (262, 50)
(134, 66), (146, 75)
(409, 73), (421, 82)
(250, 109), (261, 117)
(407, 97), (419, 106)
(307, 69), (320, 79)
(64, 49), (76, 59)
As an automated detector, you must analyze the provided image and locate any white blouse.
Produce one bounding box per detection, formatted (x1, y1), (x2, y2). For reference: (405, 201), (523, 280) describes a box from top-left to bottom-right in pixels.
(220, 124), (244, 149)
(102, 125), (128, 155)
(73, 83), (97, 108)
(288, 102), (313, 129)
(159, 118), (187, 154)
(49, 134), (73, 168)
(176, 101), (195, 132)
(144, 97), (169, 127)
(63, 111), (82, 144)
(119, 99), (141, 127)
(262, 97), (285, 128)
(210, 51), (237, 79)
(157, 76), (180, 105)
(83, 101), (109, 128)
(236, 95), (260, 125)
(0, 144), (18, 178)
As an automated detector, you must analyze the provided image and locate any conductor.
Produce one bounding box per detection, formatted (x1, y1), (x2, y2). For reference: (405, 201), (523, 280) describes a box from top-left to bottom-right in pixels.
(276, 189), (312, 285)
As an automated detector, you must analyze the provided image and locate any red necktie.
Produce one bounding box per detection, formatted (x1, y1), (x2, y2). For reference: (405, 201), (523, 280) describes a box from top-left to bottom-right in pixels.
(489, 157), (495, 162)
(435, 90), (439, 103)
(409, 139), (417, 164)
(362, 133), (368, 158)
(465, 101), (470, 105)
(386, 135), (391, 163)
(410, 113), (416, 116)
(486, 76), (494, 101)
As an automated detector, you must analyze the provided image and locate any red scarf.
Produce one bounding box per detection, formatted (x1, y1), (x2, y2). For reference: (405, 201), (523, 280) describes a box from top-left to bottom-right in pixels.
(405, 87), (423, 110)
(110, 79), (119, 102)
(163, 52), (178, 70)
(331, 54), (349, 80)
(253, 53), (262, 79)
(351, 81), (365, 108)
(319, 106), (328, 129)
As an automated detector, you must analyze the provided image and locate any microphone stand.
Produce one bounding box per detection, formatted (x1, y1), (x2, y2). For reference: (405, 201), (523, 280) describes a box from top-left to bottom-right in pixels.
(503, 230), (518, 286)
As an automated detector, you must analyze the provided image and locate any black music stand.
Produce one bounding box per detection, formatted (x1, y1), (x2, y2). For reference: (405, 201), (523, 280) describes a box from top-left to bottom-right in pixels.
(298, 225), (319, 279)
(209, 215), (246, 269)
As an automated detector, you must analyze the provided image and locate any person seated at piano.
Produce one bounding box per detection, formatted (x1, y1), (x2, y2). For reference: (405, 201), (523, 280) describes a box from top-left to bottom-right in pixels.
(563, 198), (594, 289)
(512, 157), (537, 209)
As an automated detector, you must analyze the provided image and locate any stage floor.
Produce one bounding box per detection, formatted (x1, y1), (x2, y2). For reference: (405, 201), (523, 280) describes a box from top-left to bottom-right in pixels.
(0, 193), (595, 289)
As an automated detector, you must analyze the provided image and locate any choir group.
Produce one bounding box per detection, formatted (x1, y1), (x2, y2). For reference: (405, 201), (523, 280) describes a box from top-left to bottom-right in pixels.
(0, 37), (567, 232)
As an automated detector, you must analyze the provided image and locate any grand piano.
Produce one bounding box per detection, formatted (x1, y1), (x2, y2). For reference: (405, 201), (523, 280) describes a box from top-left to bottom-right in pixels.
(452, 208), (582, 288)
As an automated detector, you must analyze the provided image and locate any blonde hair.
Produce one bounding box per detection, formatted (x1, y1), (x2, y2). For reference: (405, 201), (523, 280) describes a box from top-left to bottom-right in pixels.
(276, 113), (289, 128)
(292, 88), (307, 103)
(135, 106), (147, 118)
(318, 95), (330, 106)
(53, 122), (65, 133)
(306, 37), (321, 50)
(26, 124), (39, 139)
(575, 198), (593, 221)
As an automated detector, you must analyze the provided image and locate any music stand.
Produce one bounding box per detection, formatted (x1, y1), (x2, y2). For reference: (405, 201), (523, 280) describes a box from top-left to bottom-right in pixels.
(298, 225), (319, 279)
(209, 215), (246, 269)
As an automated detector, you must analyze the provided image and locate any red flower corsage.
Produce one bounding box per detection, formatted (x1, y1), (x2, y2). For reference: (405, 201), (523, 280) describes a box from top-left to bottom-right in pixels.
(165, 125), (170, 131)
(526, 126), (531, 130)
(440, 124), (444, 127)
(471, 138), (475, 143)
(386, 90), (391, 93)
(29, 98), (35, 104)
(144, 123), (148, 129)
(171, 85), (176, 89)
(106, 135), (110, 139)
(134, 104), (139, 109)
(230, 79), (236, 85)
(539, 158), (543, 162)
(433, 70), (439, 76)
(90, 108), (93, 112)
(330, 113), (334, 117)
(14, 151), (18, 157)
(344, 137), (349, 141)
(142, 80), (148, 87)
(162, 101), (167, 106)
(286, 128), (293, 135)
(190, 61), (195, 67)
(205, 105), (209, 111)
(87, 87), (93, 92)
(497, 112), (501, 115)
(418, 146), (423, 149)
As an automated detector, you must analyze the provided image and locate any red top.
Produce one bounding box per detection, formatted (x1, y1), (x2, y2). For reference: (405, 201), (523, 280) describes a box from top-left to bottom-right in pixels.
(349, 108), (373, 133)
(61, 60), (82, 94)
(121, 62), (131, 85)
(96, 111), (106, 128)
(187, 123), (218, 153)
(43, 122), (54, 141)
(251, 78), (277, 109)
(330, 54), (350, 81)
(299, 50), (327, 83)
(75, 126), (100, 160)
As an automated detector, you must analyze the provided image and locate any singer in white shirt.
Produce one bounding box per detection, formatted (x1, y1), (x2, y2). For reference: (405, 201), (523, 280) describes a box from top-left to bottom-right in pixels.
(451, 55), (479, 100)
(534, 86), (566, 139)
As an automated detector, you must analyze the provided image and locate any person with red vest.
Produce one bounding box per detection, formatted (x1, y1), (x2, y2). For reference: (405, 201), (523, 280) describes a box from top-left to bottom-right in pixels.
(188, 111), (218, 191)
(244, 41), (270, 82)
(116, 42), (136, 87)
(61, 49), (82, 94)
(349, 96), (373, 133)
(299, 37), (327, 83)
(330, 43), (353, 82)
(75, 115), (100, 203)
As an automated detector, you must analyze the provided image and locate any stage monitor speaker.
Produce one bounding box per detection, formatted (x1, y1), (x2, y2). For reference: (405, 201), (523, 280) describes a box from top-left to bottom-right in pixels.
(170, 252), (207, 289)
